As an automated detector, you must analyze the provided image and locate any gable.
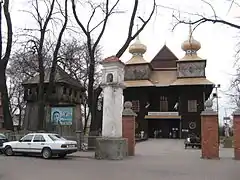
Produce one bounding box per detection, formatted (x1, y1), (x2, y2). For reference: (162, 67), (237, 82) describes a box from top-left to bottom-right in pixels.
(150, 45), (178, 69)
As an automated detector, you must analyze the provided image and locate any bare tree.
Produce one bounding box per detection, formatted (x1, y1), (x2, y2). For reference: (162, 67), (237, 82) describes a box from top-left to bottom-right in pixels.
(0, 0), (13, 130)
(172, 0), (240, 33)
(7, 49), (51, 130)
(71, 0), (156, 134)
(58, 38), (102, 132)
(21, 0), (68, 130)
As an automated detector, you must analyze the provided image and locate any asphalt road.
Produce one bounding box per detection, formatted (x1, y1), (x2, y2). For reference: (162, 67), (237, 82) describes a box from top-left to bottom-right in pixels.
(0, 139), (240, 180)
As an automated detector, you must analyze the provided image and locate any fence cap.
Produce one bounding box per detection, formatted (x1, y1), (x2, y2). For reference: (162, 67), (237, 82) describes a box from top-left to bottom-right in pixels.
(201, 99), (217, 115)
(122, 101), (137, 116)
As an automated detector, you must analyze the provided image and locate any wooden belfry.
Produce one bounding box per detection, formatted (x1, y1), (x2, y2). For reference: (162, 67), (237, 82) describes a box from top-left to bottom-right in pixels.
(22, 66), (85, 135)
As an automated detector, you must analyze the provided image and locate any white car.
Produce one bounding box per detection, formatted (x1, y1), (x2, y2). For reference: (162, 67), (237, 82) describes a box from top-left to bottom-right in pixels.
(2, 133), (77, 159)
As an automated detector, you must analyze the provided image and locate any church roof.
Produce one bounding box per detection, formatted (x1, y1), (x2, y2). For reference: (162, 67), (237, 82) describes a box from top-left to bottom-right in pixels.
(124, 80), (154, 87)
(22, 65), (84, 90)
(170, 78), (214, 86)
(125, 56), (148, 65)
(150, 45), (178, 69)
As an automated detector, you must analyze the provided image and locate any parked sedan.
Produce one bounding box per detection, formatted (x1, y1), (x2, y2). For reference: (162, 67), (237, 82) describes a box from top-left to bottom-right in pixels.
(2, 133), (77, 159)
(0, 133), (8, 153)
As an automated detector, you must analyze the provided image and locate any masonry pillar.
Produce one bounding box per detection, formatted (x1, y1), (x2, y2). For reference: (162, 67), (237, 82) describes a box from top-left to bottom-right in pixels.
(95, 56), (128, 160)
(232, 101), (240, 160)
(201, 99), (219, 159)
(122, 101), (137, 156)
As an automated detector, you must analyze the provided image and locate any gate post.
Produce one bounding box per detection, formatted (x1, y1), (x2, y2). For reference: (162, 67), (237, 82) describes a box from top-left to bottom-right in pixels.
(201, 99), (219, 159)
(232, 101), (240, 160)
(122, 101), (137, 156)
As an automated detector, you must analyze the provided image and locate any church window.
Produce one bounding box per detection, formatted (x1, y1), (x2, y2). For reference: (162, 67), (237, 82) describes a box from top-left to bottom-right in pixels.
(132, 100), (140, 112)
(188, 100), (197, 112)
(160, 96), (168, 112)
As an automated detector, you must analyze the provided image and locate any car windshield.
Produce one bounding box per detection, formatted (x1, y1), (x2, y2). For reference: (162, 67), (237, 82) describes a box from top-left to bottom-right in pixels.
(48, 134), (66, 141)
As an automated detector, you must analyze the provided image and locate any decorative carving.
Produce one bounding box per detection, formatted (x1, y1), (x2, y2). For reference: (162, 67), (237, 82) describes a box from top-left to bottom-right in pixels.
(189, 122), (196, 129)
(124, 65), (150, 80)
(178, 62), (205, 77)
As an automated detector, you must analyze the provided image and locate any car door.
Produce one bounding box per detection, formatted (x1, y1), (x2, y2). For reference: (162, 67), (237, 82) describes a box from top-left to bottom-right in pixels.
(16, 134), (34, 153)
(31, 135), (46, 153)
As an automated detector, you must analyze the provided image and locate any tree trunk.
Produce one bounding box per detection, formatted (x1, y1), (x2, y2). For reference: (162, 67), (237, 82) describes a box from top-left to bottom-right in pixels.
(89, 86), (102, 134)
(37, 78), (45, 131)
(17, 95), (22, 131)
(0, 62), (13, 130)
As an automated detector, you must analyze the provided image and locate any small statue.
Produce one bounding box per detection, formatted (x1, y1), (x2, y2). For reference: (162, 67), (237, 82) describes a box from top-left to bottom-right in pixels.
(224, 123), (230, 138)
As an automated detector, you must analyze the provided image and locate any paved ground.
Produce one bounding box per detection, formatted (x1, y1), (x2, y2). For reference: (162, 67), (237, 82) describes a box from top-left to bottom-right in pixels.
(0, 139), (240, 180)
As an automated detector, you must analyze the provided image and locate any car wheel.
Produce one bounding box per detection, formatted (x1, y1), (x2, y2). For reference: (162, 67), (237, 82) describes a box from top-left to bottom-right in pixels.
(42, 148), (52, 159)
(5, 146), (14, 156)
(58, 153), (67, 158)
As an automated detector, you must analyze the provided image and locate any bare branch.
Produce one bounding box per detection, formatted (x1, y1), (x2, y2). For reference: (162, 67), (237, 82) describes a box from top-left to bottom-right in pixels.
(2, 0), (13, 66)
(71, 0), (88, 36)
(116, 0), (156, 57)
(201, 0), (217, 19)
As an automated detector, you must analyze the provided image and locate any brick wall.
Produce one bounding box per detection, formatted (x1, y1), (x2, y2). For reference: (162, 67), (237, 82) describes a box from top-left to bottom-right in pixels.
(201, 114), (219, 159)
(122, 116), (135, 156)
(233, 115), (240, 160)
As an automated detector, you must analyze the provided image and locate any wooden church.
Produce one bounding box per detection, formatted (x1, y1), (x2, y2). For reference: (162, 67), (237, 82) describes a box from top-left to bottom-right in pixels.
(123, 26), (214, 139)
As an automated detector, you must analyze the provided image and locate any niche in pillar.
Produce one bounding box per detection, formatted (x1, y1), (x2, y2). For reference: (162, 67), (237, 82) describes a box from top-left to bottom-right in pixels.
(106, 73), (113, 83)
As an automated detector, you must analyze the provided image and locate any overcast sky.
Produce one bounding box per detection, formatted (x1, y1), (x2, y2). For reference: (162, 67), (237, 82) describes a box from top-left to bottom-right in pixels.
(7, 0), (240, 124)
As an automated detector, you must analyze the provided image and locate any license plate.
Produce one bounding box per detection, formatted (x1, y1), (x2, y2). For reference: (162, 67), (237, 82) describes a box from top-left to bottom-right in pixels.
(68, 145), (75, 148)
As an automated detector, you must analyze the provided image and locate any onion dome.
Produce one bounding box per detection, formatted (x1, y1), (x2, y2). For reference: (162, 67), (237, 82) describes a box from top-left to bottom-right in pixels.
(129, 36), (147, 55)
(179, 22), (203, 61)
(181, 23), (201, 53)
(126, 36), (148, 65)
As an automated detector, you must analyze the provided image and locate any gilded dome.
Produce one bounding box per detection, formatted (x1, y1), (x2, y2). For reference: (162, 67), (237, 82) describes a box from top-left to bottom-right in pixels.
(129, 37), (147, 54)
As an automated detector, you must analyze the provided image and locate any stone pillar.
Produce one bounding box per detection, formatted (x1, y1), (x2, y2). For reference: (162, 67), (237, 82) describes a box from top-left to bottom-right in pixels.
(232, 101), (240, 160)
(201, 99), (219, 159)
(95, 56), (128, 160)
(122, 101), (137, 156)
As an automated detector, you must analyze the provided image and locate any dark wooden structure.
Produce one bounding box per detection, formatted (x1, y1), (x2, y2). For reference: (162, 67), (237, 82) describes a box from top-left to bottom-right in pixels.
(0, 93), (3, 129)
(22, 66), (85, 135)
(123, 28), (214, 139)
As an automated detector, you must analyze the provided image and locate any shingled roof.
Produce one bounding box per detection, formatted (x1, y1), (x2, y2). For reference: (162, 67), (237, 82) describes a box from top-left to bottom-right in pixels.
(22, 65), (84, 90)
(150, 45), (178, 69)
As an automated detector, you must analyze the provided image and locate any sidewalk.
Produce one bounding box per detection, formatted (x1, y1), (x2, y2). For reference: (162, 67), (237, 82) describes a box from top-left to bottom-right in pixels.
(70, 151), (95, 158)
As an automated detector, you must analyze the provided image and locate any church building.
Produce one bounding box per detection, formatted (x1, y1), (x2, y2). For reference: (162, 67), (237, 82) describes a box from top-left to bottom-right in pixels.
(123, 26), (214, 139)
(0, 93), (3, 129)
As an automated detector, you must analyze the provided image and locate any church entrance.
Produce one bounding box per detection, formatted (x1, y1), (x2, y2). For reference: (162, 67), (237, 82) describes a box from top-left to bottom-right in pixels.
(148, 119), (180, 139)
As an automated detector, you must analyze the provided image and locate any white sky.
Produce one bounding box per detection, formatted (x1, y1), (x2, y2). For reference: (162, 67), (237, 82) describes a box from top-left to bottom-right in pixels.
(7, 0), (240, 124)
